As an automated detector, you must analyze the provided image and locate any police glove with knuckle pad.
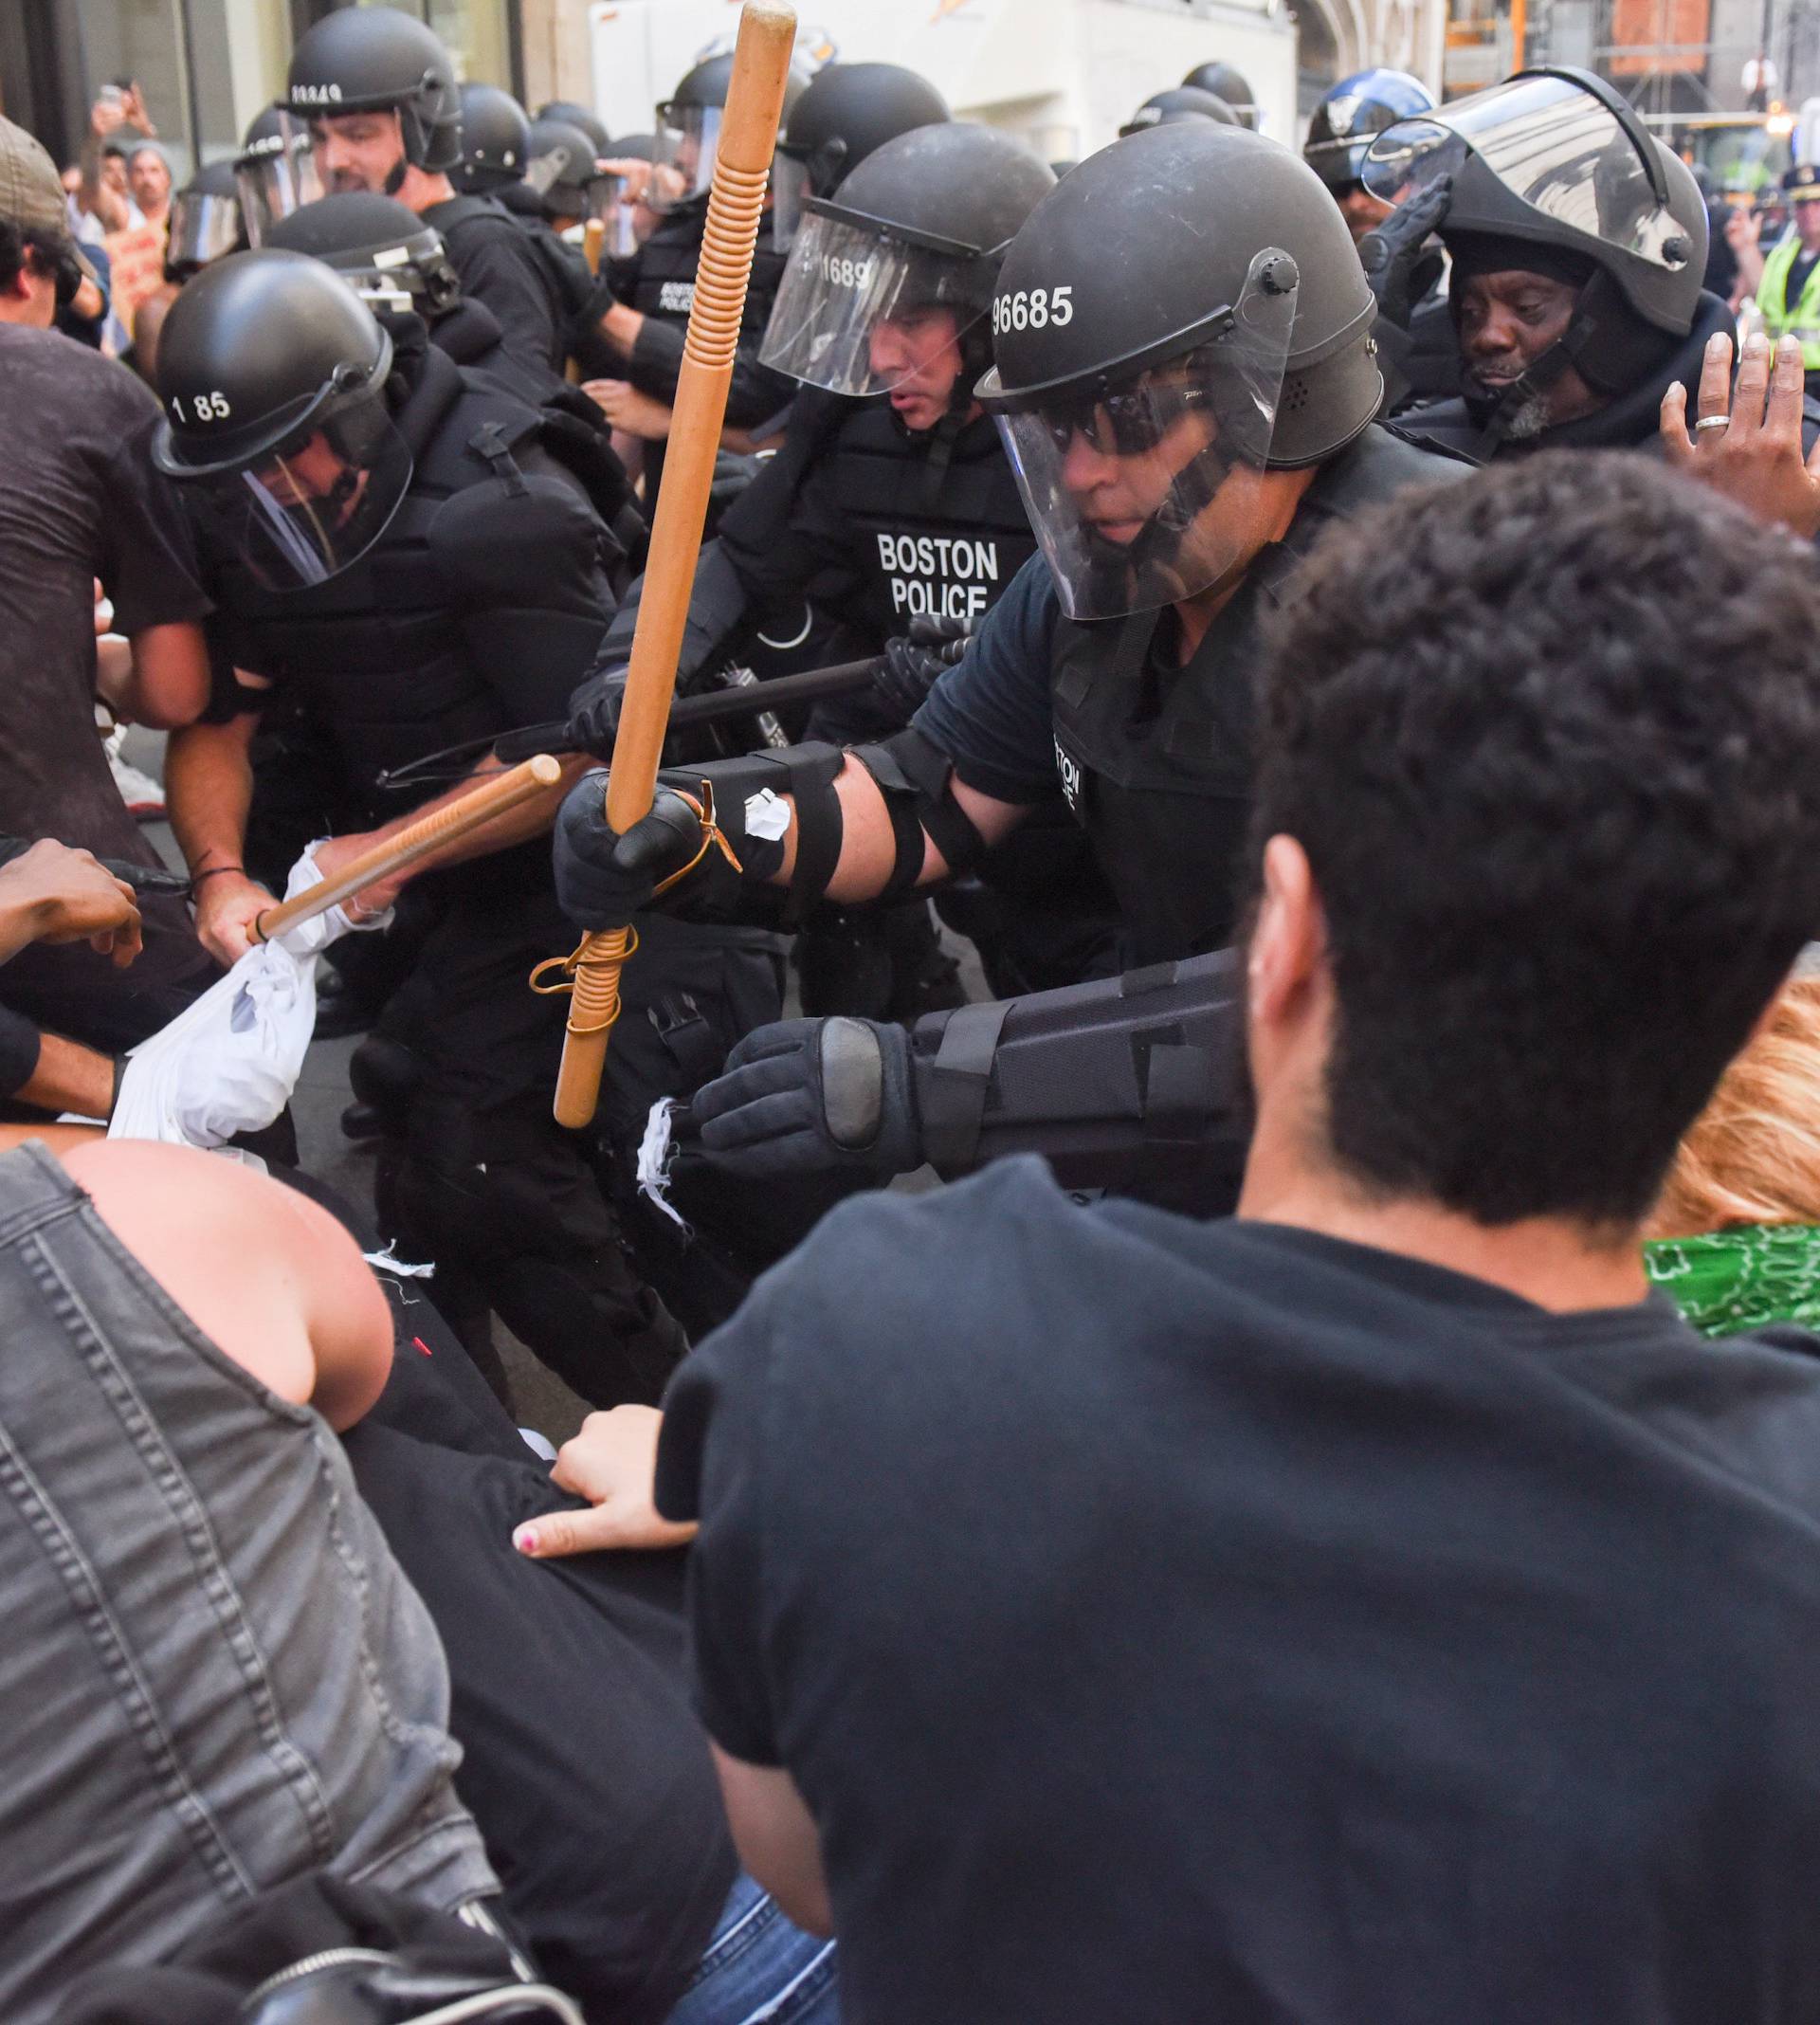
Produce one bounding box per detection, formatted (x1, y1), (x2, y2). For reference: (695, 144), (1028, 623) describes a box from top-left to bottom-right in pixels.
(1357, 173), (1451, 331)
(691, 1015), (923, 1180)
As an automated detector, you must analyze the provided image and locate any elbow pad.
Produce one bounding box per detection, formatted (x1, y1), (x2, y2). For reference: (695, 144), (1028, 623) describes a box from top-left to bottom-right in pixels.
(849, 728), (989, 898)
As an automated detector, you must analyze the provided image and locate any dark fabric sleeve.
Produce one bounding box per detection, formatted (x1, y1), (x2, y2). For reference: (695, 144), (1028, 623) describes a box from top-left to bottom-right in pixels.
(456, 227), (565, 377)
(655, 1298), (787, 1767)
(628, 313), (685, 404)
(910, 552), (1065, 805)
(96, 396), (213, 637)
(626, 320), (795, 433)
(0, 1003), (42, 1097)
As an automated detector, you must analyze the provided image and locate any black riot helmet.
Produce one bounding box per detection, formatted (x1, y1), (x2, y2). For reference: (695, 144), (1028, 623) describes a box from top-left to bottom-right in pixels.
(771, 63), (951, 249)
(265, 191), (463, 320)
(455, 83), (531, 193)
(978, 122), (1378, 620)
(1362, 67), (1707, 420)
(524, 117), (610, 224)
(761, 122), (1054, 414)
(1119, 85), (1238, 138)
(236, 104), (323, 246)
(280, 7), (463, 178)
(1180, 62), (1257, 130)
(151, 249), (414, 593)
(1302, 68), (1433, 191)
(165, 159), (244, 281)
(651, 53), (809, 210)
(537, 100), (612, 155)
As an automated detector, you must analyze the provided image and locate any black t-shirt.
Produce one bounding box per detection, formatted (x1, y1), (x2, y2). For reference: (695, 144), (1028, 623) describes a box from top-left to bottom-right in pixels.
(421, 196), (568, 380)
(659, 1158), (1820, 2023)
(0, 323), (212, 1000)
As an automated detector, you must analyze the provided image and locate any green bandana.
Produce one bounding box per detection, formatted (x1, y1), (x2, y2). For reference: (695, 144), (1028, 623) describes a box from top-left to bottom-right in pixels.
(1643, 1224), (1820, 1338)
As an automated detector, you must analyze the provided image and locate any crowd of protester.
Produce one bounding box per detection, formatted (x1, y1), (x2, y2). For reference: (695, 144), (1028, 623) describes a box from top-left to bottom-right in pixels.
(9, 20), (1820, 2022)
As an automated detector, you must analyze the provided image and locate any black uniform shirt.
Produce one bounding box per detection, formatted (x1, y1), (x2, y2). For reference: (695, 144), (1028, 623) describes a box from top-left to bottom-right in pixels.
(658, 1156), (1820, 2023)
(421, 194), (568, 379)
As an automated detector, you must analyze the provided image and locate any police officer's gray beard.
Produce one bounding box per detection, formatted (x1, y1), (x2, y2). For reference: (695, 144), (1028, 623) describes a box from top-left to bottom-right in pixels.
(1494, 386), (1555, 441)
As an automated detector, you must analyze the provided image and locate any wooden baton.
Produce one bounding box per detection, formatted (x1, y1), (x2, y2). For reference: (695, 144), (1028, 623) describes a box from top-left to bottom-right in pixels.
(254, 755), (564, 943)
(550, 0), (798, 1129)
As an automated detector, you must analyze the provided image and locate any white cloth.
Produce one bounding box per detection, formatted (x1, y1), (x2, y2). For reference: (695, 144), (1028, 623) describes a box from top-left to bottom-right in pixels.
(108, 844), (391, 1148)
(635, 1096), (688, 1229)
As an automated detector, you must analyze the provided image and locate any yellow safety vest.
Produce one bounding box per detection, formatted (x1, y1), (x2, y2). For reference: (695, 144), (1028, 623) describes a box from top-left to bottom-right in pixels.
(1759, 230), (1820, 369)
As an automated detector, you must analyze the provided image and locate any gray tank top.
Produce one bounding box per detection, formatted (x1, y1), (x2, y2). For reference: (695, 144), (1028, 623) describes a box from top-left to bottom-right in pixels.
(0, 1141), (496, 2020)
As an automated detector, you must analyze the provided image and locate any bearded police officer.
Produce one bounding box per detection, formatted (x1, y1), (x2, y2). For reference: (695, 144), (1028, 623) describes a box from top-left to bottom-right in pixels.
(155, 250), (708, 1408)
(275, 7), (573, 379)
(552, 121), (1468, 1197)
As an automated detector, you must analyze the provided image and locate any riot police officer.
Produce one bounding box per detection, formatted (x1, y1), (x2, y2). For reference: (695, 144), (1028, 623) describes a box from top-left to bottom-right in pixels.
(1180, 61), (1258, 129)
(581, 53), (809, 490)
(453, 83), (532, 197)
(1119, 85), (1238, 137)
(154, 250), (712, 1408)
(555, 120), (1467, 988)
(1375, 69), (1723, 460)
(1302, 67), (1458, 406)
(275, 7), (573, 378)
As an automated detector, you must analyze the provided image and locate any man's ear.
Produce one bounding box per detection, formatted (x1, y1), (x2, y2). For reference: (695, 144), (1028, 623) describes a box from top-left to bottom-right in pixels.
(1247, 833), (1324, 1028)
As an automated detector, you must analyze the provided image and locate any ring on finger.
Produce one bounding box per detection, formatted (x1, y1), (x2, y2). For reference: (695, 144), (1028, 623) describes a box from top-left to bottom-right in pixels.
(1694, 414), (1731, 435)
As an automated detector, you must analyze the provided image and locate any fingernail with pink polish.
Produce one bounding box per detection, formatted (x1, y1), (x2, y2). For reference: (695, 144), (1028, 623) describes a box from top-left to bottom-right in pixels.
(513, 1525), (539, 1556)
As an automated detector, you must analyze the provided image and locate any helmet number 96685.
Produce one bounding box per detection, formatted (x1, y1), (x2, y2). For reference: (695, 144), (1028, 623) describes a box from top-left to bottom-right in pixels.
(992, 286), (1073, 336)
(170, 391), (233, 424)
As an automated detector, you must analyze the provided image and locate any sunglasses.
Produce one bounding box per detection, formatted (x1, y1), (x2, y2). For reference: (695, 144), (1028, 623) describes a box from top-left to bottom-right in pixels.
(1037, 379), (1212, 456)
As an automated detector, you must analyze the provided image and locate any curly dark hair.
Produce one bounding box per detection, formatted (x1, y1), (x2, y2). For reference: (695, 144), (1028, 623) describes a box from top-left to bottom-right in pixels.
(0, 217), (82, 302)
(1251, 450), (1820, 1229)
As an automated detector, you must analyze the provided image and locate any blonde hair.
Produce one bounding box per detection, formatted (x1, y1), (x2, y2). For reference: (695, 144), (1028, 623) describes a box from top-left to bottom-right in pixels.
(1651, 974), (1820, 1238)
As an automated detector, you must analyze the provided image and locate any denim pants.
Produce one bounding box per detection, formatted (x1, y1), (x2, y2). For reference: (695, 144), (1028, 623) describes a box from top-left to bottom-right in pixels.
(664, 1871), (840, 2025)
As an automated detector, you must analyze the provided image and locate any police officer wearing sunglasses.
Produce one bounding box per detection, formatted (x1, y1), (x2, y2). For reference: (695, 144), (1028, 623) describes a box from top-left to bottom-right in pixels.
(552, 122), (1468, 1193)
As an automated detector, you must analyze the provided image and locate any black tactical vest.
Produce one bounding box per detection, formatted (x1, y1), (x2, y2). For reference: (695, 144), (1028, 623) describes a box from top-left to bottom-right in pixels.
(209, 344), (611, 833)
(823, 406), (1035, 651)
(623, 197), (786, 338)
(1047, 426), (1466, 965)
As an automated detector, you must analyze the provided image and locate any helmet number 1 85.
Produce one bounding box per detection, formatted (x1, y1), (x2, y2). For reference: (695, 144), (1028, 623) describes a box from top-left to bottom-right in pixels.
(992, 285), (1073, 336)
(170, 392), (233, 424)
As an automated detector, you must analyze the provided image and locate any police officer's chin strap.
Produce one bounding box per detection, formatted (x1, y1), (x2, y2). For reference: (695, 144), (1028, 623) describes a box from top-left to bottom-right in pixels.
(1086, 425), (1245, 611)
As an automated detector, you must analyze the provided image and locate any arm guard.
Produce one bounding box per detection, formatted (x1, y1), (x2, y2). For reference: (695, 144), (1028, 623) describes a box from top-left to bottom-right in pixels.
(662, 739), (846, 926)
(589, 538), (755, 700)
(910, 949), (1247, 1217)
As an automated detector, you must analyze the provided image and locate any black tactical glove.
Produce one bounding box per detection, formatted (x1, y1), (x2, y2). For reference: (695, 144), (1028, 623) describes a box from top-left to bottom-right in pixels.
(690, 1015), (924, 1180)
(873, 612), (974, 721)
(567, 663), (628, 756)
(1357, 173), (1452, 331)
(554, 771), (726, 929)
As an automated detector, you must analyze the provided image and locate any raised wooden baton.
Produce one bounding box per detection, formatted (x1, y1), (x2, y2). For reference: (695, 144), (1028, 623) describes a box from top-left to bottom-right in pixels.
(549, 0), (798, 1129)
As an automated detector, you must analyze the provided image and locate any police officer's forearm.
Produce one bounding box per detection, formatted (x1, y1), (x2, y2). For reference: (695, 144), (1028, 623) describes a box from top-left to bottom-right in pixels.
(772, 757), (1012, 902)
(166, 716), (256, 875)
(597, 301), (645, 365)
(17, 1031), (118, 1122)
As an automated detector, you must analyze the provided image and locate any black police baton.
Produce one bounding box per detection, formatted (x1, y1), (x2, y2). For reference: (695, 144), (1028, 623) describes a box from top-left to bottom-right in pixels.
(375, 652), (891, 794)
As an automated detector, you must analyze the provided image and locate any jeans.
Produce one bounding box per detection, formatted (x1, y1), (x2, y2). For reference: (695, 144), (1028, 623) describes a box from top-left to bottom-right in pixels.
(664, 1871), (840, 2025)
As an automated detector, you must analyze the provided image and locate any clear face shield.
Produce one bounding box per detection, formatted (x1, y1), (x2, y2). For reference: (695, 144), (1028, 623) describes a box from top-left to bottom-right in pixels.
(759, 211), (993, 395)
(650, 103), (722, 209)
(183, 392), (414, 594)
(236, 127), (325, 246)
(165, 189), (243, 272)
(980, 250), (1298, 622)
(1361, 73), (1686, 266)
(768, 149), (814, 251)
(579, 172), (641, 257)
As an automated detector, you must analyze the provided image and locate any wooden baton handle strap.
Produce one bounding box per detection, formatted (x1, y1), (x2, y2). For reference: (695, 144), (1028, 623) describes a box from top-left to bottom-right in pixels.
(253, 756), (564, 943)
(551, 0), (797, 1130)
